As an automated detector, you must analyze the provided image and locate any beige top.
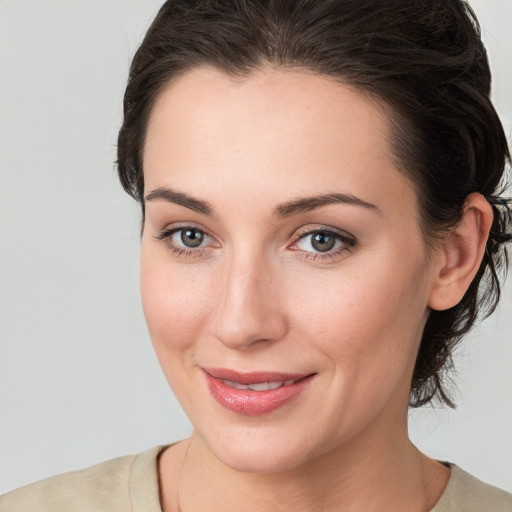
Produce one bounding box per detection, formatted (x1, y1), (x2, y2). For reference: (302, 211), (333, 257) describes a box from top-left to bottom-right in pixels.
(1, 446), (511, 511)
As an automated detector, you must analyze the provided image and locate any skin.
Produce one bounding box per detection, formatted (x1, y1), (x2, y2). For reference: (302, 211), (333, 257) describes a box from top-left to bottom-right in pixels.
(140, 66), (492, 511)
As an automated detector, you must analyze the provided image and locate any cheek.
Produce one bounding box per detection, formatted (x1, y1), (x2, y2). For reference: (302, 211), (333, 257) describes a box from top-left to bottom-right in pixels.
(139, 253), (219, 410)
(139, 248), (212, 355)
(287, 252), (429, 383)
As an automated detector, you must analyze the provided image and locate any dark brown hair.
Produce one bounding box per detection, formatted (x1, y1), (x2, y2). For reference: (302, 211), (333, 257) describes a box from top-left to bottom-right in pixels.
(117, 0), (511, 407)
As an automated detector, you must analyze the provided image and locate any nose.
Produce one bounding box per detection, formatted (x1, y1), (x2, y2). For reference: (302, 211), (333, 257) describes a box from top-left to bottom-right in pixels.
(210, 252), (289, 350)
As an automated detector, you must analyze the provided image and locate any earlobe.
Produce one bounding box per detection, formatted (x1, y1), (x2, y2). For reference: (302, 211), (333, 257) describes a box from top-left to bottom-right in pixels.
(428, 193), (493, 311)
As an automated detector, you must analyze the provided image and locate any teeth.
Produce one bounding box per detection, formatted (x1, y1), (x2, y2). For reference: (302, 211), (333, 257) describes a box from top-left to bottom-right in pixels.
(251, 381), (281, 391)
(223, 379), (250, 390)
(221, 379), (298, 391)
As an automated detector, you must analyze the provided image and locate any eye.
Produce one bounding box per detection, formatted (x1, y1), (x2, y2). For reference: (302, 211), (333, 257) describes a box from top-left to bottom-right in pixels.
(291, 227), (356, 259)
(155, 225), (218, 257)
(298, 231), (339, 252)
(175, 228), (206, 248)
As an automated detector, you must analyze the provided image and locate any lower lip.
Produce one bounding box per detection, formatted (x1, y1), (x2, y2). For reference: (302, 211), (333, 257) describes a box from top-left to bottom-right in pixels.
(205, 373), (315, 415)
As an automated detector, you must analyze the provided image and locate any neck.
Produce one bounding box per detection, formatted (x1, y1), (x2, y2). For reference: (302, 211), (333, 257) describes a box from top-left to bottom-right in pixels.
(164, 412), (448, 512)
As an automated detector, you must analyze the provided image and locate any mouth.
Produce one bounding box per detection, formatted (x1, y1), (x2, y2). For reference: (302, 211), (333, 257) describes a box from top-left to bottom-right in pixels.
(220, 378), (300, 391)
(202, 368), (316, 415)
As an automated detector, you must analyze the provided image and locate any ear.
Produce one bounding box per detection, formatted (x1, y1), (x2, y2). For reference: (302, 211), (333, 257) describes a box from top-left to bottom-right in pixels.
(428, 193), (493, 311)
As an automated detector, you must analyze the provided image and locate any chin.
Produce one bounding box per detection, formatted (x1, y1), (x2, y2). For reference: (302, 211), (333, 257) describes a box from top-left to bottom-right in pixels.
(196, 423), (320, 475)
(216, 444), (305, 474)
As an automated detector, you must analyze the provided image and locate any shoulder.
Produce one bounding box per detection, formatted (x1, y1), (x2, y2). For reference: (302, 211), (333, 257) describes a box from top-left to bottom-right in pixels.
(432, 464), (512, 512)
(0, 446), (165, 512)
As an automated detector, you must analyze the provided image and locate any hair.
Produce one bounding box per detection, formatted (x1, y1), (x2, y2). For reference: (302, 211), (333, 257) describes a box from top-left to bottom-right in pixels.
(117, 0), (511, 407)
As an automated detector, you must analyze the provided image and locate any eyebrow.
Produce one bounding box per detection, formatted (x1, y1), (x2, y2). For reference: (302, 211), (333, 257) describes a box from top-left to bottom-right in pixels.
(145, 187), (214, 215)
(144, 187), (380, 217)
(274, 193), (381, 218)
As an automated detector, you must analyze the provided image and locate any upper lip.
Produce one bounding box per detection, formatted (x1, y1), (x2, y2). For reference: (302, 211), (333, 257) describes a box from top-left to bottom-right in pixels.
(202, 367), (315, 384)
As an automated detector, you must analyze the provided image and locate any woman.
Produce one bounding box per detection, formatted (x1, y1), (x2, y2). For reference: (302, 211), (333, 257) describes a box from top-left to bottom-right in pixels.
(1, 0), (511, 510)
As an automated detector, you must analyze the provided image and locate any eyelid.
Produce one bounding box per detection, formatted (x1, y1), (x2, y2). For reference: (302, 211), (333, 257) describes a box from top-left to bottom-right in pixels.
(154, 222), (220, 258)
(287, 224), (357, 259)
(290, 224), (356, 244)
(155, 222), (216, 241)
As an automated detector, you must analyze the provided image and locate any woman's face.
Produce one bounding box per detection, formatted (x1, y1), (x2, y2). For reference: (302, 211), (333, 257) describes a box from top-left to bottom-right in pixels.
(141, 67), (438, 473)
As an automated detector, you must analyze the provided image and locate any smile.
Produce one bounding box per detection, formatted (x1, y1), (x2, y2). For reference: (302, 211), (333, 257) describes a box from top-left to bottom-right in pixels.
(220, 378), (299, 391)
(202, 368), (316, 415)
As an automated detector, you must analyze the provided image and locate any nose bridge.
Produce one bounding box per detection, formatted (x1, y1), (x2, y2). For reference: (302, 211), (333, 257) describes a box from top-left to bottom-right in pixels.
(212, 245), (286, 349)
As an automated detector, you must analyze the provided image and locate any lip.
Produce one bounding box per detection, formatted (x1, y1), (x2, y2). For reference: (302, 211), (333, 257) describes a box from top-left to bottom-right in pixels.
(202, 367), (316, 415)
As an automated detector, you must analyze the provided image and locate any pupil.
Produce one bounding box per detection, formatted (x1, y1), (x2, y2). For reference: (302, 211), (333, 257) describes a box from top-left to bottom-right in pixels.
(311, 233), (335, 252)
(181, 229), (204, 248)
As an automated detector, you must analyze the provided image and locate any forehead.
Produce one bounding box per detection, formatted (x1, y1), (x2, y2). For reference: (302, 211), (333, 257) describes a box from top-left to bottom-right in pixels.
(143, 66), (415, 219)
(145, 65), (390, 159)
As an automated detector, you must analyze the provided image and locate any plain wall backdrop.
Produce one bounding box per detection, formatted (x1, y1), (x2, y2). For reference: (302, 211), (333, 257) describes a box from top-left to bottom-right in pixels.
(1, 0), (511, 495)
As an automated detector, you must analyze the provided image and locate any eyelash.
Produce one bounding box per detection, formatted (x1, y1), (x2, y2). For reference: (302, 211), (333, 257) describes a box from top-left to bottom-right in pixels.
(154, 225), (357, 261)
(154, 225), (213, 259)
(289, 227), (356, 261)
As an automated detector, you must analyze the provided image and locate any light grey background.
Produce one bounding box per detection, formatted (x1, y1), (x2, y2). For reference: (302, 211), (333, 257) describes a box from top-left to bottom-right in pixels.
(0, 0), (511, 495)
